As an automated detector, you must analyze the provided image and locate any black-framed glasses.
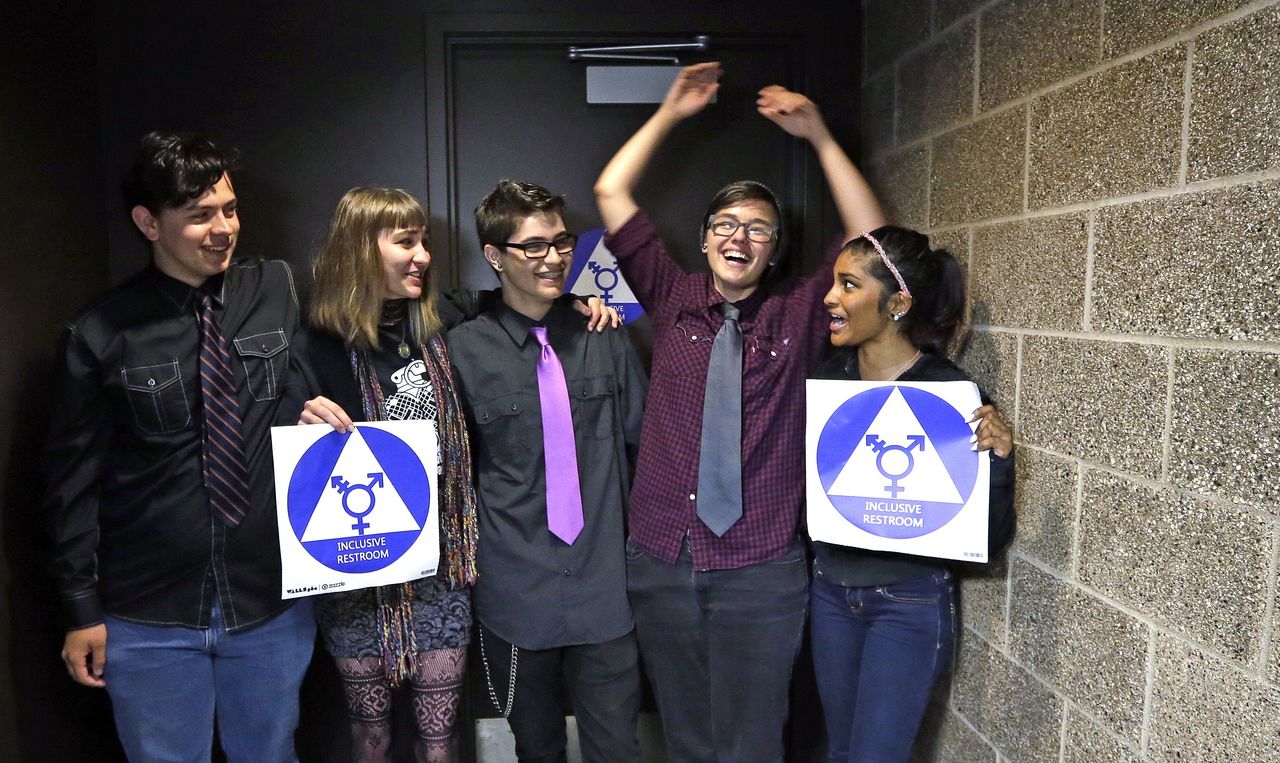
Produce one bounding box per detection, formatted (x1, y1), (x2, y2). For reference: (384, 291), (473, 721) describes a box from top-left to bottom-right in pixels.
(706, 215), (777, 244)
(498, 233), (579, 259)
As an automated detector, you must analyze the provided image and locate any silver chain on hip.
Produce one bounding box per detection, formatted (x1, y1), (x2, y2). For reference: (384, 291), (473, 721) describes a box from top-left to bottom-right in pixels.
(477, 626), (517, 718)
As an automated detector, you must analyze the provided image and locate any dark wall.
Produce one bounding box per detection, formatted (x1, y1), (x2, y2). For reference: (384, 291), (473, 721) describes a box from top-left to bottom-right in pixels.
(1, 1), (859, 760)
(0, 2), (120, 761)
(95, 0), (862, 287)
(94, 0), (435, 283)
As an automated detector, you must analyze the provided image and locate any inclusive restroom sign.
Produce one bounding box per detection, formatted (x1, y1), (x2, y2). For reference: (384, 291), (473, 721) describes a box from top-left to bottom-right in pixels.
(806, 380), (990, 562)
(567, 228), (645, 326)
(272, 421), (440, 598)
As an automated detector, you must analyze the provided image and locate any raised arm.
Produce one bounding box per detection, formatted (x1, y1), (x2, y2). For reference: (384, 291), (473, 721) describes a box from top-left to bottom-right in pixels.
(756, 86), (886, 241)
(594, 61), (722, 232)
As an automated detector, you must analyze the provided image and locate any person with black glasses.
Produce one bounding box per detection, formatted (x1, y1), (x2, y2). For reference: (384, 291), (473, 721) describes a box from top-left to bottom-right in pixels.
(593, 64), (886, 763)
(447, 179), (649, 763)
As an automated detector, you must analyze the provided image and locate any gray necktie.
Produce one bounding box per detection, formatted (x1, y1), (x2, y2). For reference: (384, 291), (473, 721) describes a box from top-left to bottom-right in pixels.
(697, 301), (743, 536)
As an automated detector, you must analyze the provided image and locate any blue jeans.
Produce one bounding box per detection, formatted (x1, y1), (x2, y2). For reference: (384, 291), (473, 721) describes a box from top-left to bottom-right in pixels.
(626, 537), (808, 763)
(103, 599), (315, 763)
(809, 572), (956, 763)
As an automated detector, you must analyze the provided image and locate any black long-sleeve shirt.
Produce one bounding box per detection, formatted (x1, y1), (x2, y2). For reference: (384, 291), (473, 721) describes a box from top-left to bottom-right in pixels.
(809, 350), (1016, 587)
(43, 260), (300, 632)
(448, 297), (647, 650)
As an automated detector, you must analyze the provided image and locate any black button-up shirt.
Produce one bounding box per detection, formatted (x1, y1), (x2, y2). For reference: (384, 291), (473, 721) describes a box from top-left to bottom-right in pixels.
(448, 298), (647, 649)
(44, 259), (300, 632)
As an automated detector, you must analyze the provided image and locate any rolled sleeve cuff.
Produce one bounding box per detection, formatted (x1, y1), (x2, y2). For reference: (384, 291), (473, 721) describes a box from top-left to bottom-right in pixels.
(63, 591), (104, 631)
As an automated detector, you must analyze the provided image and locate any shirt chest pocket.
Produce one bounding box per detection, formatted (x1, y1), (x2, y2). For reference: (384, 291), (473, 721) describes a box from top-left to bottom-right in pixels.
(744, 334), (791, 381)
(121, 360), (191, 435)
(663, 314), (715, 380)
(472, 392), (532, 465)
(569, 374), (617, 441)
(232, 330), (288, 401)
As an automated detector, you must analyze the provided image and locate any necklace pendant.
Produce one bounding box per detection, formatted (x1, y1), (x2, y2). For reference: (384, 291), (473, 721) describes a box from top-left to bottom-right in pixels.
(398, 341), (411, 360)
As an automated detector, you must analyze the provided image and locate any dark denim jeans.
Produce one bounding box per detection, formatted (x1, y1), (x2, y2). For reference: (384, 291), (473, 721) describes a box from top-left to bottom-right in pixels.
(626, 536), (808, 763)
(477, 625), (642, 763)
(810, 571), (956, 763)
(103, 598), (315, 763)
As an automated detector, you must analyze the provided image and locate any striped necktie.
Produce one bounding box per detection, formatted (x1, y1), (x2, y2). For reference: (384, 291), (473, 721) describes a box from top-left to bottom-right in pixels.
(196, 288), (249, 527)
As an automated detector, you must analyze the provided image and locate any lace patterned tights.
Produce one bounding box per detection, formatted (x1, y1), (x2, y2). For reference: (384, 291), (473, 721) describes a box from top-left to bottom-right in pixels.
(334, 647), (466, 763)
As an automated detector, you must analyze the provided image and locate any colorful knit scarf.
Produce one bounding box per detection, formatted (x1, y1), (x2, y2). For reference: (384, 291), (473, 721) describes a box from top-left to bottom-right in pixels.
(348, 332), (479, 684)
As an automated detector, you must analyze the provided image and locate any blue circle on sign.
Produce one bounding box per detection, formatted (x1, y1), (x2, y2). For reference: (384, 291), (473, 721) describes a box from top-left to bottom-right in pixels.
(815, 386), (977, 539)
(286, 426), (431, 573)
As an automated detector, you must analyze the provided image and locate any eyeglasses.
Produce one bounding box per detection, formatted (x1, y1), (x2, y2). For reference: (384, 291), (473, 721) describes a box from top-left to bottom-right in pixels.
(707, 215), (778, 244)
(498, 233), (579, 259)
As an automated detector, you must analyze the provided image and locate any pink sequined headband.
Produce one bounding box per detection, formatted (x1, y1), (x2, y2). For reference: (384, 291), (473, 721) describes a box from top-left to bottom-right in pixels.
(859, 231), (911, 298)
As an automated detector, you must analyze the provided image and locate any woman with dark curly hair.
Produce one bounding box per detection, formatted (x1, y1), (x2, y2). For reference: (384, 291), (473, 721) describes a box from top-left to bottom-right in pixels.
(809, 226), (1016, 762)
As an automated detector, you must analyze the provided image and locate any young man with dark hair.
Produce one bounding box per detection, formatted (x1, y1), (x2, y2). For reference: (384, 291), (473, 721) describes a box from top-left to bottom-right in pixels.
(448, 179), (647, 763)
(45, 131), (313, 761)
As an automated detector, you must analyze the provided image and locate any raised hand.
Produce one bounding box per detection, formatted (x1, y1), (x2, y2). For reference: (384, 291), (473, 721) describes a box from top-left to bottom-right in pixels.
(660, 62), (723, 120)
(756, 85), (830, 143)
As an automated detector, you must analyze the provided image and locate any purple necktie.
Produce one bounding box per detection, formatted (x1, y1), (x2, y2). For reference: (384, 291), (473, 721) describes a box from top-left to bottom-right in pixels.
(197, 289), (250, 526)
(531, 326), (584, 544)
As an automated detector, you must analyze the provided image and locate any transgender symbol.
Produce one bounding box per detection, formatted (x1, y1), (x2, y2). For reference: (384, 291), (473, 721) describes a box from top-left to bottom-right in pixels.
(329, 473), (385, 535)
(864, 434), (925, 497)
(286, 426), (431, 573)
(587, 260), (621, 302)
(815, 386), (977, 540)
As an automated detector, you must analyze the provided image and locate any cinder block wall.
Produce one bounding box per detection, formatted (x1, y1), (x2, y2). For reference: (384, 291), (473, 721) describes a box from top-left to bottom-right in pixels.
(857, 1), (1280, 760)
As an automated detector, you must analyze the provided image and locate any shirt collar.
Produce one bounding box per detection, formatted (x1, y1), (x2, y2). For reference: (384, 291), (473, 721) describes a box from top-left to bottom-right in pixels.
(701, 277), (768, 318)
(143, 265), (227, 313)
(494, 296), (575, 348)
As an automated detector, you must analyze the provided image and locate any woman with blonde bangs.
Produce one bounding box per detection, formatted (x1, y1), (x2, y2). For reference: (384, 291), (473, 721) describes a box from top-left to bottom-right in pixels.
(309, 187), (450, 351)
(286, 186), (477, 762)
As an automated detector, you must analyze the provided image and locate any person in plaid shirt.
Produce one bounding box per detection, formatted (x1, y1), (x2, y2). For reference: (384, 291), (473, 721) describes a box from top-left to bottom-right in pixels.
(594, 63), (886, 762)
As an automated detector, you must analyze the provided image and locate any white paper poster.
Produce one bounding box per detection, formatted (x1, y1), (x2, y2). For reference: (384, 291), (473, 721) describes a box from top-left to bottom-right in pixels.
(271, 420), (440, 598)
(806, 379), (990, 563)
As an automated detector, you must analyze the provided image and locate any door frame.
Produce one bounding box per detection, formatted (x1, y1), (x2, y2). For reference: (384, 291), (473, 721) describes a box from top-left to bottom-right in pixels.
(424, 9), (860, 291)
